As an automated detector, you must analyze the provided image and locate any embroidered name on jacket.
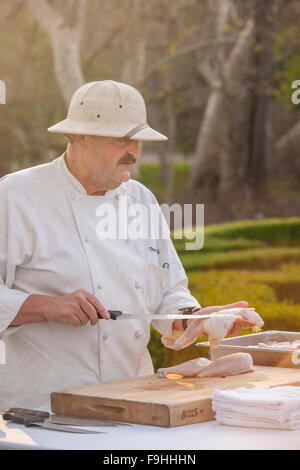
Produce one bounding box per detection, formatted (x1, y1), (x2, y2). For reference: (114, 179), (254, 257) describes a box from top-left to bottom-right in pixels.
(148, 246), (160, 254)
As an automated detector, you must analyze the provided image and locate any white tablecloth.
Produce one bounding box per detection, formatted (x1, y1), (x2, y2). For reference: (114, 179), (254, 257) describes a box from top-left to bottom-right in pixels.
(1, 404), (300, 450)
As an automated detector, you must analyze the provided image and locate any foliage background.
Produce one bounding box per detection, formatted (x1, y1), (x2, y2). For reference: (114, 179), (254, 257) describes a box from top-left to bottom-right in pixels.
(1, 0), (300, 369)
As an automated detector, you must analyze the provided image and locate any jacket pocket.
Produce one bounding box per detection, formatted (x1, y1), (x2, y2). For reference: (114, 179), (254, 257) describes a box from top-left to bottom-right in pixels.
(146, 263), (171, 313)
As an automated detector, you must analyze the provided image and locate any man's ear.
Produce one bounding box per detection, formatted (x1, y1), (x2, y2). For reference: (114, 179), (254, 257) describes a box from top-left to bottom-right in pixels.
(74, 134), (88, 147)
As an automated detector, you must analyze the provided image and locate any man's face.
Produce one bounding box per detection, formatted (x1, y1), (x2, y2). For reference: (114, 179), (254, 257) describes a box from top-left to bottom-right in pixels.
(77, 135), (141, 191)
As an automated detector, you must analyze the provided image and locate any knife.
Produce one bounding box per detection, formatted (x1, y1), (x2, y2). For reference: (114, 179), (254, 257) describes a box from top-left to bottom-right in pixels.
(2, 408), (105, 434)
(48, 414), (130, 427)
(98, 309), (212, 321)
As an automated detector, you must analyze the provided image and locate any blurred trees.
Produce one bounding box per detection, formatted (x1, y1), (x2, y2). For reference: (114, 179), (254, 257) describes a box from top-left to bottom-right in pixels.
(0, 0), (300, 220)
(189, 1), (255, 200)
(25, 0), (86, 105)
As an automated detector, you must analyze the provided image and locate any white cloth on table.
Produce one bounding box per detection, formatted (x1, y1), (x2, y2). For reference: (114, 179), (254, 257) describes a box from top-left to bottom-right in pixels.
(212, 386), (300, 430)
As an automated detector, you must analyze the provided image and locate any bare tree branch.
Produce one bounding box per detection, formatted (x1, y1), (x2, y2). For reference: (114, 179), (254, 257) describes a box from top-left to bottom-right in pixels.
(141, 36), (235, 84)
(85, 22), (126, 69)
(224, 18), (255, 89)
(25, 0), (63, 33)
(75, 0), (87, 34)
(197, 61), (220, 88)
(275, 120), (300, 155)
(0, 0), (25, 31)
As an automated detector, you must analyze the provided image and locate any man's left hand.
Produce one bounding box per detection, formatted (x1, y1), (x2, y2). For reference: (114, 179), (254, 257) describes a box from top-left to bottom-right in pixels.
(173, 301), (249, 331)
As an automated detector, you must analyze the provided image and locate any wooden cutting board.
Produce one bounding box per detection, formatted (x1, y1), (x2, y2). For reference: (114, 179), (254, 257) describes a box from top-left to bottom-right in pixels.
(51, 366), (300, 427)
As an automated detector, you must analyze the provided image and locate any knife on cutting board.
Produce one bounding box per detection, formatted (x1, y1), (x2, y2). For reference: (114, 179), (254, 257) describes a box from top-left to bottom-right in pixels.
(2, 408), (106, 434)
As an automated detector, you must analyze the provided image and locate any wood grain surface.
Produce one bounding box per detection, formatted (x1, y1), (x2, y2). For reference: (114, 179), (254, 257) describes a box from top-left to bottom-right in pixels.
(51, 366), (300, 427)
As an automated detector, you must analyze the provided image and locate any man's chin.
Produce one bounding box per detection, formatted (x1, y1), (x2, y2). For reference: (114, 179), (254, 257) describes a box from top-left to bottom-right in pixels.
(119, 174), (131, 182)
(112, 173), (131, 184)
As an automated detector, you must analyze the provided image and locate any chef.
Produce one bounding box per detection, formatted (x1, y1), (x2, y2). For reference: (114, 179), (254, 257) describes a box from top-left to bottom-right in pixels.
(0, 80), (248, 410)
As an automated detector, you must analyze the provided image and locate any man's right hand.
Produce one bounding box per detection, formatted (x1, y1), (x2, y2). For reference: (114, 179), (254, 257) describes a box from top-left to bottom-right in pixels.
(45, 289), (110, 326)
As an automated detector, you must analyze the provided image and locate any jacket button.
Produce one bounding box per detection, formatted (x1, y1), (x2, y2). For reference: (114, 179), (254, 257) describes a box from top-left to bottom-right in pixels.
(135, 281), (142, 289)
(103, 335), (108, 341)
(135, 330), (142, 338)
(97, 283), (103, 290)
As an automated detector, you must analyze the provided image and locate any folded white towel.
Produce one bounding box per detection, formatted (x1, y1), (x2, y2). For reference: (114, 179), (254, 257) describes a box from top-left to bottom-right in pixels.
(214, 411), (300, 430)
(212, 398), (300, 423)
(212, 386), (300, 410)
(212, 386), (300, 431)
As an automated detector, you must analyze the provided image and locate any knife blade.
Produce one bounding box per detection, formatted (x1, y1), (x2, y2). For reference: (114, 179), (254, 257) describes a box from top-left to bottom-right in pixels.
(29, 421), (105, 434)
(98, 310), (212, 321)
(48, 414), (130, 427)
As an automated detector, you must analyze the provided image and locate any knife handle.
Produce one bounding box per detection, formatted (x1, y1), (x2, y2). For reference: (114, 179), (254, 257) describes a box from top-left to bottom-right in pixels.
(97, 310), (123, 320)
(3, 408), (50, 426)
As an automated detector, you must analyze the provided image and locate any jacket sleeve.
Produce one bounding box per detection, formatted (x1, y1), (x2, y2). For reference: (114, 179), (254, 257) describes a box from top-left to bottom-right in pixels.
(0, 179), (32, 338)
(151, 209), (201, 344)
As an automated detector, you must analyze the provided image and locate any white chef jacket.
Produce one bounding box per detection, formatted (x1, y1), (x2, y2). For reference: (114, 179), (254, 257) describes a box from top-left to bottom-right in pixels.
(0, 153), (200, 410)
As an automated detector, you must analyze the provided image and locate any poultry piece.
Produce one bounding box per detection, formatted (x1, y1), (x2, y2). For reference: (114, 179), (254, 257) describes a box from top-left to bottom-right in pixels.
(216, 308), (263, 335)
(162, 307), (263, 351)
(197, 352), (254, 377)
(157, 353), (254, 378)
(157, 357), (211, 378)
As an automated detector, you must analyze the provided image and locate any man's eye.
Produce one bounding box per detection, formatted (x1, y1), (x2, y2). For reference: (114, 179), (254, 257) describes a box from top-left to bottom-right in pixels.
(116, 139), (129, 145)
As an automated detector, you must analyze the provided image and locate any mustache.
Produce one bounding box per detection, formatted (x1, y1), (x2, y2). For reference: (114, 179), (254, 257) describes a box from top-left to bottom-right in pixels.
(117, 154), (137, 165)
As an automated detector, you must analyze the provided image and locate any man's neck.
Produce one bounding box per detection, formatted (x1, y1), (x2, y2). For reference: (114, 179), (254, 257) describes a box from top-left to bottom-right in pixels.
(64, 150), (107, 196)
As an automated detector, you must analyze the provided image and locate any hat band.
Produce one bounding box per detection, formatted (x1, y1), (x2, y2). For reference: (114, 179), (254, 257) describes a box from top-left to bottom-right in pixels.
(121, 123), (149, 140)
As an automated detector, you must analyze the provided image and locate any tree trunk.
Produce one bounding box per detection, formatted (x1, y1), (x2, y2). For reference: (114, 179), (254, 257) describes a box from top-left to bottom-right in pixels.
(26, 0), (86, 106)
(244, 0), (275, 203)
(163, 94), (176, 204)
(189, 89), (224, 198)
(50, 28), (85, 105)
(189, 18), (254, 199)
(274, 120), (300, 178)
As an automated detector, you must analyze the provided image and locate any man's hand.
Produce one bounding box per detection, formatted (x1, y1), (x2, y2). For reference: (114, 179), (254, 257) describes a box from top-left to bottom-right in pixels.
(173, 301), (249, 331)
(45, 289), (110, 327)
(189, 301), (250, 330)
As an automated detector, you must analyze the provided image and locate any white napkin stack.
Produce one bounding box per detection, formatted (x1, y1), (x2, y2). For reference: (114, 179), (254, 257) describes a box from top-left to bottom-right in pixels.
(212, 386), (300, 430)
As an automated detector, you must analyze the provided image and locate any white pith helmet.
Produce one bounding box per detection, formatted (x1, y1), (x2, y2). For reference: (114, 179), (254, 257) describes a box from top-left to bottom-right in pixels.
(48, 80), (168, 141)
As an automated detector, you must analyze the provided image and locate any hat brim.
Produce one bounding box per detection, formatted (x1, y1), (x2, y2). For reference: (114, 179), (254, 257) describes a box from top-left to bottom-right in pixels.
(47, 119), (168, 142)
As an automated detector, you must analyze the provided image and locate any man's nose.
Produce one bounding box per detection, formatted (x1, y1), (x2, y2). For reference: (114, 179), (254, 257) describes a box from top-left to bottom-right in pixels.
(128, 140), (141, 159)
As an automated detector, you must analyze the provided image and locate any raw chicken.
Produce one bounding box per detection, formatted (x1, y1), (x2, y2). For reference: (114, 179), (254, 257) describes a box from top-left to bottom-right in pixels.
(197, 353), (254, 377)
(157, 353), (254, 378)
(157, 357), (211, 378)
(162, 307), (264, 351)
(218, 308), (263, 334)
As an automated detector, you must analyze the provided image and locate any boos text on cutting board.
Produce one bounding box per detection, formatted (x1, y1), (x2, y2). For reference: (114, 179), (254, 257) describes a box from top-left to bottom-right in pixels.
(181, 407), (203, 419)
